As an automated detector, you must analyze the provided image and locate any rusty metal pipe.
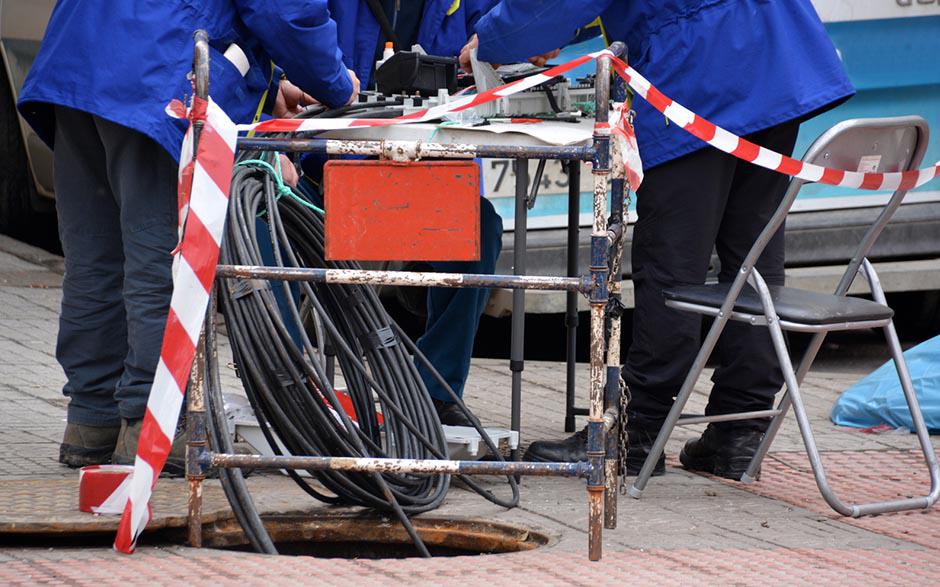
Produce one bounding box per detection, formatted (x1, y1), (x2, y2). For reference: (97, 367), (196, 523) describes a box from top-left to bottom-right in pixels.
(186, 327), (208, 548)
(604, 177), (626, 530)
(236, 137), (595, 161)
(206, 453), (592, 478)
(586, 49), (614, 562)
(215, 265), (587, 293)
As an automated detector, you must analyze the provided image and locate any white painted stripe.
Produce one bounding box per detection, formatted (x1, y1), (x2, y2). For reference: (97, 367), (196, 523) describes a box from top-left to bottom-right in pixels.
(171, 255), (210, 345)
(878, 173), (900, 192)
(148, 361), (185, 440)
(207, 101), (240, 148)
(93, 473), (134, 515)
(128, 458), (155, 538)
(662, 101), (694, 128)
(177, 130), (193, 190)
(840, 171), (866, 189)
(624, 66), (650, 99)
(189, 166), (229, 244)
(710, 127), (739, 154)
(495, 74), (551, 97)
(753, 147), (783, 171)
(798, 163), (826, 183)
(916, 166), (937, 188)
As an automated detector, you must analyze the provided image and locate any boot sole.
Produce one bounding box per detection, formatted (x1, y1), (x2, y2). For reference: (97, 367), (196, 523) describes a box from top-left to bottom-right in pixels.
(59, 444), (114, 468)
(679, 448), (758, 481)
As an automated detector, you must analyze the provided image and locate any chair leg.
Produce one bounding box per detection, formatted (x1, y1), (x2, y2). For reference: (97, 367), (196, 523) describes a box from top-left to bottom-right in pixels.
(742, 331), (828, 483)
(863, 260), (940, 507)
(627, 313), (731, 498)
(753, 268), (938, 516)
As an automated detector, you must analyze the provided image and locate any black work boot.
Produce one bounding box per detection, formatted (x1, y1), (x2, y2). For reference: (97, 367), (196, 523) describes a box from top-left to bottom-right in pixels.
(524, 426), (587, 462)
(624, 426), (666, 477)
(433, 399), (475, 427)
(525, 425), (668, 475)
(59, 422), (121, 468)
(679, 424), (763, 481)
(112, 417), (187, 477)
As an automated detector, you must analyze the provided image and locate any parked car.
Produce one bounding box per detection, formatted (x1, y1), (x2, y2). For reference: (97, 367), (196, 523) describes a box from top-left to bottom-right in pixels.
(0, 0), (55, 242)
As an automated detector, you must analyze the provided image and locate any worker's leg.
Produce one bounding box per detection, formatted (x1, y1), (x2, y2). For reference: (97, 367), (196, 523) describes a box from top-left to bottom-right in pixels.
(93, 115), (178, 422)
(622, 147), (737, 430)
(707, 120), (800, 428)
(416, 197), (503, 403)
(53, 107), (127, 428)
(678, 121), (800, 479)
(524, 147), (736, 464)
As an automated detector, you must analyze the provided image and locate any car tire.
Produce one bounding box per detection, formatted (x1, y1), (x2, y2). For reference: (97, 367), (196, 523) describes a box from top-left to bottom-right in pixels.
(0, 63), (55, 245)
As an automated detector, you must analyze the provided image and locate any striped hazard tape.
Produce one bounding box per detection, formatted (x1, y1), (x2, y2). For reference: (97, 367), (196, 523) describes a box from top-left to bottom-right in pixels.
(609, 59), (940, 191)
(235, 51), (938, 191)
(109, 96), (237, 554)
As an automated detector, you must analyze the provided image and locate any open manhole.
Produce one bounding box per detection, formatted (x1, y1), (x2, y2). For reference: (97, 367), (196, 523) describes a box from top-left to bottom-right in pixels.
(197, 514), (551, 558)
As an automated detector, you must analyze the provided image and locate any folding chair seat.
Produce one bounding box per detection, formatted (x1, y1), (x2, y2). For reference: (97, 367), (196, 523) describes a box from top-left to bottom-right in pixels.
(628, 116), (940, 517)
(662, 283), (894, 328)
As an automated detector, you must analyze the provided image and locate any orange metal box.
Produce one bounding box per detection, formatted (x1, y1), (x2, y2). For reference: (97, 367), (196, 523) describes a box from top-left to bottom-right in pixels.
(323, 160), (481, 261)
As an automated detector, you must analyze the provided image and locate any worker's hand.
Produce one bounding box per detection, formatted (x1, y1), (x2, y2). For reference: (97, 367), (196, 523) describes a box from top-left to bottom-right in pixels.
(274, 79), (317, 118)
(279, 154), (299, 188)
(458, 34), (479, 73)
(528, 48), (561, 68)
(345, 69), (360, 105)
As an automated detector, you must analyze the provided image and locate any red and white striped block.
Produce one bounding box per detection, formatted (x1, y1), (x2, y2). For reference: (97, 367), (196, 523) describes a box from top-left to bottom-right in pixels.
(111, 96), (237, 554)
(610, 58), (940, 191)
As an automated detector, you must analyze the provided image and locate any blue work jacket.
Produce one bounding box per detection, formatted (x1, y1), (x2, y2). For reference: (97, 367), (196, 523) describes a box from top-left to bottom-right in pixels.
(330, 0), (496, 88)
(18, 0), (353, 161)
(476, 0), (855, 169)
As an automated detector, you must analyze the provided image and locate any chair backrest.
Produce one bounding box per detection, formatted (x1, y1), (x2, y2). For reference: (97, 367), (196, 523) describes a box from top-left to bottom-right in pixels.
(741, 116), (929, 296)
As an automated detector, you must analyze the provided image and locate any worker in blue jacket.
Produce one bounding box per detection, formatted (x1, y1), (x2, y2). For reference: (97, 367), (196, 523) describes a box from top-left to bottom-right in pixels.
(463, 0), (854, 478)
(18, 0), (358, 473)
(331, 0), (497, 89)
(311, 0), (500, 426)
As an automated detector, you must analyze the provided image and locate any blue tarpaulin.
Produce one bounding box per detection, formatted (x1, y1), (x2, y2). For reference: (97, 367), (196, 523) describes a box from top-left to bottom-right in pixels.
(831, 335), (940, 433)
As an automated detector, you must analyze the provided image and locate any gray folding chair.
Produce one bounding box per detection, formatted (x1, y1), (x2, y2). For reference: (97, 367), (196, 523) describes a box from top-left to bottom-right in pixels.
(628, 116), (940, 517)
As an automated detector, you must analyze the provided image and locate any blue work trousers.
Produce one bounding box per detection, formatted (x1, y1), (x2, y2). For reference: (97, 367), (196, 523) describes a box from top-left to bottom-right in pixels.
(417, 197), (503, 402)
(53, 107), (177, 426)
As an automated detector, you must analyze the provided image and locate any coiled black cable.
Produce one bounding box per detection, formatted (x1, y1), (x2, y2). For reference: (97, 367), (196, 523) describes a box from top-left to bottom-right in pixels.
(212, 103), (520, 554)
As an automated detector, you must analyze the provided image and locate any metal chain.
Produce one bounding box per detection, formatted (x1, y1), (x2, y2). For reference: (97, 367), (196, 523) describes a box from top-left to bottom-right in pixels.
(618, 375), (631, 494)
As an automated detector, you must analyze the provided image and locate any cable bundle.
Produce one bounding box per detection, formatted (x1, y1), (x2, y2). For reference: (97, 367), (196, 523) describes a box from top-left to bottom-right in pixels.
(213, 112), (519, 554)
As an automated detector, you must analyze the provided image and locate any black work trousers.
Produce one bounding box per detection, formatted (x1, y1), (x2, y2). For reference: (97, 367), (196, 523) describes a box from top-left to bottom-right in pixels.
(54, 106), (178, 426)
(622, 120), (800, 432)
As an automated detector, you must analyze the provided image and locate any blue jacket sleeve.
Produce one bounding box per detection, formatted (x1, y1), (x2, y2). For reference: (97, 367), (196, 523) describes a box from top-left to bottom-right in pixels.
(464, 0), (499, 33)
(475, 0), (611, 63)
(235, 0), (352, 108)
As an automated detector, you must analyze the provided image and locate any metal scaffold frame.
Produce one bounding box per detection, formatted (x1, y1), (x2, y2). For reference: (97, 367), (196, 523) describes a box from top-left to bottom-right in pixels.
(184, 31), (631, 561)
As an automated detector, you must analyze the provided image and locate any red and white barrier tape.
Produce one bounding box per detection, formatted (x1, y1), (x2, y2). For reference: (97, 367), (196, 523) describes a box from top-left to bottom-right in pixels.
(109, 96), (237, 554)
(609, 59), (940, 191)
(236, 51), (938, 190)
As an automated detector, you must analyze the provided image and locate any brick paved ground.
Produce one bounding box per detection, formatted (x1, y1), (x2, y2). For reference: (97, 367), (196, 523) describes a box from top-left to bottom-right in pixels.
(1, 235), (938, 584)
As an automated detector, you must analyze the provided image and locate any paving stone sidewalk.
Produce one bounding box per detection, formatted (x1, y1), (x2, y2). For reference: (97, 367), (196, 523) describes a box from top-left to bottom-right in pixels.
(1, 235), (938, 584)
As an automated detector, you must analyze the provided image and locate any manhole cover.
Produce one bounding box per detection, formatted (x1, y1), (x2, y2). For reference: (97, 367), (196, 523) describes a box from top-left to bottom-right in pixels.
(201, 514), (550, 558)
(0, 478), (233, 535)
(0, 478), (550, 558)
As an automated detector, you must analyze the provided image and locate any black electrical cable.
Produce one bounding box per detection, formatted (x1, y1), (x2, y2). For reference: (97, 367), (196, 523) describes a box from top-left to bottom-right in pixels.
(210, 104), (521, 555)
